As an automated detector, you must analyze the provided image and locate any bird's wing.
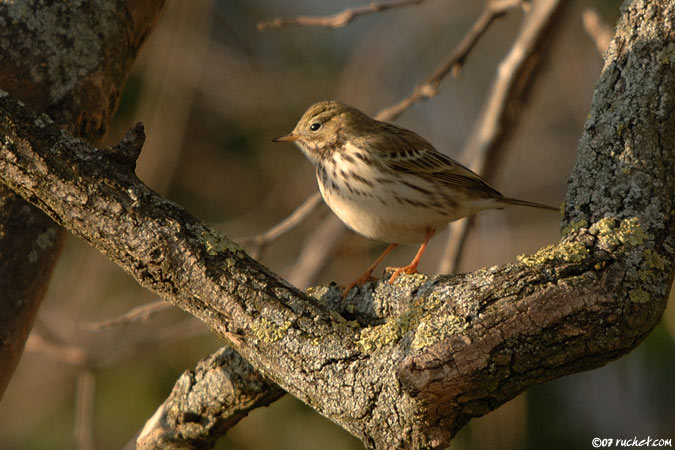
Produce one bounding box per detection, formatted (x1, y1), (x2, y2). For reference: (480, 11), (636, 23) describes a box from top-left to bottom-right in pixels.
(373, 127), (503, 198)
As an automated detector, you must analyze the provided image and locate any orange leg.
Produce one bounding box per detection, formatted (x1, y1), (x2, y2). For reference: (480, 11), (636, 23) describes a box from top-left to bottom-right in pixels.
(386, 228), (436, 284)
(343, 242), (398, 295)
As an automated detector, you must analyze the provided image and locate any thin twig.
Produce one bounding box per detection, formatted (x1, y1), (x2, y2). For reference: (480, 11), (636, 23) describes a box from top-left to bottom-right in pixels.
(92, 319), (207, 368)
(25, 330), (88, 366)
(285, 214), (346, 288)
(439, 0), (565, 274)
(582, 8), (612, 55)
(376, 0), (527, 121)
(80, 300), (171, 331)
(74, 368), (97, 450)
(238, 191), (324, 259)
(257, 0), (426, 31)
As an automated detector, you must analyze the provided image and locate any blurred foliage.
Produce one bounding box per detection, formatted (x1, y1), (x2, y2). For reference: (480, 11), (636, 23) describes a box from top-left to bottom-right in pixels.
(0, 0), (671, 449)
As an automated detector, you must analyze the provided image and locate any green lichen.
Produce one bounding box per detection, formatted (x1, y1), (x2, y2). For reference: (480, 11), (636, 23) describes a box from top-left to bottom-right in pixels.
(357, 318), (406, 353)
(517, 241), (590, 267)
(329, 310), (348, 324)
(411, 314), (467, 350)
(616, 122), (626, 137)
(199, 229), (241, 256)
(628, 288), (650, 304)
(561, 218), (588, 236)
(356, 293), (444, 352)
(591, 217), (648, 250)
(616, 217), (648, 246)
(642, 249), (668, 271)
(250, 318), (292, 343)
(637, 248), (669, 282)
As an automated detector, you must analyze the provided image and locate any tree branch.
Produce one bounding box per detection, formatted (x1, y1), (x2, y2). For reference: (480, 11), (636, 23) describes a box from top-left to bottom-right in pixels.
(127, 348), (285, 450)
(238, 191), (324, 260)
(257, 0), (426, 31)
(376, 0), (527, 122)
(582, 8), (613, 55)
(439, 0), (565, 274)
(0, 1), (673, 448)
(0, 0), (164, 399)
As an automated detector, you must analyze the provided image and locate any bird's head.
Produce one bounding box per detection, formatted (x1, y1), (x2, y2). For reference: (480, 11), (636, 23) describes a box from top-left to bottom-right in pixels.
(272, 100), (369, 164)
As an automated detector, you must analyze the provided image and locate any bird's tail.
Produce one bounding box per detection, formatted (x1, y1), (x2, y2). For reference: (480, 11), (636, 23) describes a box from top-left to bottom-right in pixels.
(499, 197), (559, 211)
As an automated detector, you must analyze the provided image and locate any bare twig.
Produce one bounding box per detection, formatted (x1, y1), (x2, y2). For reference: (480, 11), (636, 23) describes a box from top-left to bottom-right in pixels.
(93, 319), (208, 368)
(238, 191), (324, 259)
(582, 8), (612, 55)
(376, 0), (527, 121)
(29, 316), (206, 369)
(80, 300), (171, 331)
(74, 368), (97, 450)
(25, 330), (88, 366)
(285, 214), (346, 288)
(257, 0), (426, 31)
(439, 0), (565, 274)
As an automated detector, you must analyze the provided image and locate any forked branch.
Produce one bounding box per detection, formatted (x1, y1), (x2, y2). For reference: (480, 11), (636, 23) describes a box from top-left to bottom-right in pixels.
(0, 1), (673, 448)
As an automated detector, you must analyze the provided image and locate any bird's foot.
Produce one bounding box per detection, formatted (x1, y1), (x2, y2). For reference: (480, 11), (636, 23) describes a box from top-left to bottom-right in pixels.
(342, 272), (376, 296)
(385, 262), (419, 284)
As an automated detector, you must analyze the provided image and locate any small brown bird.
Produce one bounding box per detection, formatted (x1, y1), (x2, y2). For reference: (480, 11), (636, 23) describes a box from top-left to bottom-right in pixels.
(273, 101), (556, 292)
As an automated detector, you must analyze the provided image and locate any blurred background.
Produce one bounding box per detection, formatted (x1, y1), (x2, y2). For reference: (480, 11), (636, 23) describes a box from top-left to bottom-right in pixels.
(1, 0), (673, 449)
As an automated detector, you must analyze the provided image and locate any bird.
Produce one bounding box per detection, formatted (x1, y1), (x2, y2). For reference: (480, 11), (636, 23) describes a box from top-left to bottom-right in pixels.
(272, 100), (557, 293)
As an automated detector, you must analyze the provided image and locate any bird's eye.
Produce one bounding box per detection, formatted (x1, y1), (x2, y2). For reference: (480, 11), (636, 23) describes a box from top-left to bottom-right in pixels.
(310, 122), (321, 131)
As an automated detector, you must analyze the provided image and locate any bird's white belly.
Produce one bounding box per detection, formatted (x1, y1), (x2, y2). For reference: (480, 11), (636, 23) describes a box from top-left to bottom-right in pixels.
(316, 161), (453, 244)
(321, 187), (438, 244)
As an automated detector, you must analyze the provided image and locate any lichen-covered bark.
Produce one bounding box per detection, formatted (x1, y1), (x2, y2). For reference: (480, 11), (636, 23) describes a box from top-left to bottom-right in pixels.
(0, 0), (672, 448)
(128, 347), (285, 450)
(0, 0), (164, 398)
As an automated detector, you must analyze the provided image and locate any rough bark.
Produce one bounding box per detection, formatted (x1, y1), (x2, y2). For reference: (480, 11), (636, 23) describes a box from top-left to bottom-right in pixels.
(135, 1), (570, 446)
(0, 0), (672, 448)
(0, 0), (165, 397)
(124, 347), (284, 450)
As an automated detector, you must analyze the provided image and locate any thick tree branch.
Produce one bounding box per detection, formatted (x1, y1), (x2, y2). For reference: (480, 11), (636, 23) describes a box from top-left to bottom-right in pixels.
(0, 0), (164, 399)
(0, 1), (673, 448)
(127, 348), (285, 450)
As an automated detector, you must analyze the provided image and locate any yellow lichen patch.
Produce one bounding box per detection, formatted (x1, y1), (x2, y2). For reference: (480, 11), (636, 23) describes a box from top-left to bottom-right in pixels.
(329, 310), (347, 324)
(591, 216), (648, 250)
(561, 218), (588, 236)
(616, 217), (648, 246)
(629, 288), (650, 304)
(355, 295), (443, 352)
(250, 318), (292, 343)
(357, 319), (406, 353)
(199, 229), (241, 256)
(637, 248), (670, 282)
(411, 314), (467, 350)
(643, 249), (668, 271)
(517, 241), (590, 267)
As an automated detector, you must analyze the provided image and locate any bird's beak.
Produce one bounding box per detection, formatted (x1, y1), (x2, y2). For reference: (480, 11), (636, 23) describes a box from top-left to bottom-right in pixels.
(272, 133), (299, 143)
